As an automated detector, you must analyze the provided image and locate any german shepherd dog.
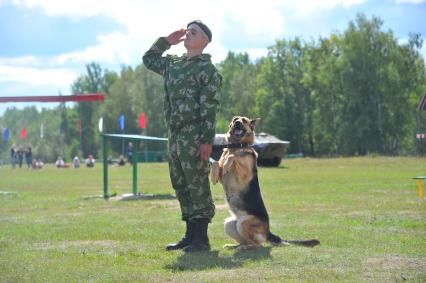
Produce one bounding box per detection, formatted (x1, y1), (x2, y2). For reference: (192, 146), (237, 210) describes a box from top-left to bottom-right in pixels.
(211, 116), (320, 249)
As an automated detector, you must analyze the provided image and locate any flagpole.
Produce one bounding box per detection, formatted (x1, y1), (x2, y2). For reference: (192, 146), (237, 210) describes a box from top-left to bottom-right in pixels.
(79, 120), (83, 157)
(80, 132), (83, 157)
(121, 128), (124, 156)
(119, 115), (125, 156)
(139, 112), (147, 162)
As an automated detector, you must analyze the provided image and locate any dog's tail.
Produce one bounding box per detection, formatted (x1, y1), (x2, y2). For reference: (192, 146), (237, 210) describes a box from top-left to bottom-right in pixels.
(268, 232), (320, 247)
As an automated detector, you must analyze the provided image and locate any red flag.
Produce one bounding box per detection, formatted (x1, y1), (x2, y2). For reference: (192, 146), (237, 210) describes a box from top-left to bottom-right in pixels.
(78, 120), (83, 134)
(21, 128), (27, 139)
(139, 112), (146, 129)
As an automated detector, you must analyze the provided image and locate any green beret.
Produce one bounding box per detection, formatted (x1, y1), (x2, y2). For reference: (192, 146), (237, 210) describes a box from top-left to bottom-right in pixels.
(187, 20), (212, 42)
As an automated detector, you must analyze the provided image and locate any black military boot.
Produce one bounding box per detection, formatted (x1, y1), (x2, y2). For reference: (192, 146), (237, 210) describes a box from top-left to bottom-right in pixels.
(183, 219), (210, 253)
(166, 221), (195, 251)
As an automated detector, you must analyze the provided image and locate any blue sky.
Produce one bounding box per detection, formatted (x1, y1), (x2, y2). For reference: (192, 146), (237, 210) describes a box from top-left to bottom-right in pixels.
(0, 0), (425, 115)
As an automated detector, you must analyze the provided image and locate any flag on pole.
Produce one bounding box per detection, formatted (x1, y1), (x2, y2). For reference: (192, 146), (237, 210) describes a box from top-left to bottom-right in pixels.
(98, 117), (103, 133)
(139, 112), (146, 129)
(3, 128), (10, 141)
(78, 120), (83, 134)
(40, 123), (44, 138)
(21, 128), (27, 139)
(418, 93), (426, 111)
(119, 115), (125, 131)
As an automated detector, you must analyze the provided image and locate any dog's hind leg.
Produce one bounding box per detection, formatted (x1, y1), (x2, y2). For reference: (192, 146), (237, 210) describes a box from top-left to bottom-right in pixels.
(236, 215), (267, 249)
(223, 217), (246, 249)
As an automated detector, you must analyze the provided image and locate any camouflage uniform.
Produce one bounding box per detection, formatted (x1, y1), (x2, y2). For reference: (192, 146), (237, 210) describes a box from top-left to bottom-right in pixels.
(143, 37), (221, 222)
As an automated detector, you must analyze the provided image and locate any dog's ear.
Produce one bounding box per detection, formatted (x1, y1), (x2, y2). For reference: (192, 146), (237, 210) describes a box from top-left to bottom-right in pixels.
(250, 118), (261, 129)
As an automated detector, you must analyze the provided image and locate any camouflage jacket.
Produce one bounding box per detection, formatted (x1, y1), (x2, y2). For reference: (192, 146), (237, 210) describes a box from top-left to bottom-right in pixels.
(143, 37), (221, 144)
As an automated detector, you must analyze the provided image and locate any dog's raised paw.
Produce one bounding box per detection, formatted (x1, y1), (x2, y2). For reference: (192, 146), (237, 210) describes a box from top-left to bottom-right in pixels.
(210, 162), (220, 184)
(223, 243), (240, 250)
(236, 244), (257, 251)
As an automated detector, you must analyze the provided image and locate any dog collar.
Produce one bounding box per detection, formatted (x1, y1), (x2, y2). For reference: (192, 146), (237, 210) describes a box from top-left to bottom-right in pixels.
(215, 143), (252, 149)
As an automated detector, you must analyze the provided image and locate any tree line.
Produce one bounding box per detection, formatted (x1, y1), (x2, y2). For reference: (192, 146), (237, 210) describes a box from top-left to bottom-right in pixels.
(1, 14), (426, 162)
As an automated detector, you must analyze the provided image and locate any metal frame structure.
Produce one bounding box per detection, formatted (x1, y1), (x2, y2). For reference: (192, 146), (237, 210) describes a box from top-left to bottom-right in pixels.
(102, 133), (167, 199)
(414, 93), (426, 199)
(0, 93), (105, 103)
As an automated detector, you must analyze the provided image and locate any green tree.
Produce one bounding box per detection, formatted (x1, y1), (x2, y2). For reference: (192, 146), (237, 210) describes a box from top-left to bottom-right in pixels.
(216, 52), (256, 132)
(255, 38), (312, 154)
(72, 63), (117, 158)
(337, 14), (425, 155)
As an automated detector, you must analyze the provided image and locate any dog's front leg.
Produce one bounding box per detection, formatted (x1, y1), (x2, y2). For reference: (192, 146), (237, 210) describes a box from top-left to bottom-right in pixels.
(210, 161), (220, 184)
(222, 154), (235, 176)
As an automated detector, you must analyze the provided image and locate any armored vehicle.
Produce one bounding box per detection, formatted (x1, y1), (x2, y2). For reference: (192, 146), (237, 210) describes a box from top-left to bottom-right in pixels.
(211, 132), (290, 167)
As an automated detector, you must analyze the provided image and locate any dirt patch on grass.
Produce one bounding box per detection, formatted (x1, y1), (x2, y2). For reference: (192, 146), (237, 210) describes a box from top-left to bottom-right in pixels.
(33, 240), (120, 251)
(0, 216), (19, 223)
(366, 255), (426, 270)
(152, 200), (180, 210)
(364, 255), (426, 281)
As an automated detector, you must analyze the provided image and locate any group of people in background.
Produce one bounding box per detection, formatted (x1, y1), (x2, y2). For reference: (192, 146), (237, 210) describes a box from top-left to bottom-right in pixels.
(10, 144), (43, 169)
(8, 142), (135, 169)
(55, 154), (95, 169)
(106, 142), (133, 167)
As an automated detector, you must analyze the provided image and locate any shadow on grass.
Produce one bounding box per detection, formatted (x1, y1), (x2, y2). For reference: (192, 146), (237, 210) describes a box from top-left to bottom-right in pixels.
(82, 193), (176, 201)
(122, 193), (176, 200)
(165, 246), (272, 271)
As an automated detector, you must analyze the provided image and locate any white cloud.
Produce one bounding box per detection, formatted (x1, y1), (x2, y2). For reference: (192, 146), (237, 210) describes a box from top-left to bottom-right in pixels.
(394, 0), (425, 3)
(0, 65), (76, 88)
(5, 0), (370, 64)
(4, 0), (425, 105)
(280, 0), (366, 16)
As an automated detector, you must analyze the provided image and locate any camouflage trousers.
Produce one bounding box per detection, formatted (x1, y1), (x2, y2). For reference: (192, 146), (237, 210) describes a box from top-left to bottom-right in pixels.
(168, 124), (215, 222)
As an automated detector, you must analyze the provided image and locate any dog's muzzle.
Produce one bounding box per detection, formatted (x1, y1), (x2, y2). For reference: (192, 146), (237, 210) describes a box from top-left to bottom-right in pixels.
(231, 121), (247, 138)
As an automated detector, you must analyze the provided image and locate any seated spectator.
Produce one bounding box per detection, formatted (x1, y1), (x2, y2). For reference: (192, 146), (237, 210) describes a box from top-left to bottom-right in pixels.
(108, 155), (114, 165)
(31, 159), (37, 169)
(85, 154), (95, 168)
(56, 156), (65, 168)
(36, 159), (44, 169)
(118, 155), (126, 166)
(73, 156), (81, 168)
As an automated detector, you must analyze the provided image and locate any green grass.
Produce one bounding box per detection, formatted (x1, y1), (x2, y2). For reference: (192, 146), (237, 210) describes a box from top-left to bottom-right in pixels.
(1, 157), (426, 282)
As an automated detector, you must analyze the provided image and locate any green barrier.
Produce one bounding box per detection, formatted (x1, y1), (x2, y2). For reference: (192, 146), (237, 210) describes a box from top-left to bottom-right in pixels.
(285, 153), (304, 159)
(137, 150), (168, 162)
(102, 133), (168, 199)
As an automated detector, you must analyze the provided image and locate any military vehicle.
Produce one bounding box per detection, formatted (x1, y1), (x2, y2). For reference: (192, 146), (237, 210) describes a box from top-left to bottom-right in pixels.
(211, 132), (290, 167)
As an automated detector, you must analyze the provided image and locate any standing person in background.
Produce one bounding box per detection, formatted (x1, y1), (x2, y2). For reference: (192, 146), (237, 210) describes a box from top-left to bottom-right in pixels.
(25, 146), (32, 168)
(127, 142), (133, 165)
(143, 20), (221, 252)
(17, 145), (24, 168)
(10, 144), (17, 169)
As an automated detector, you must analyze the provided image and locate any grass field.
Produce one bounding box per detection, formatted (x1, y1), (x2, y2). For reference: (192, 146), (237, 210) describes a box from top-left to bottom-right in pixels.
(1, 157), (426, 282)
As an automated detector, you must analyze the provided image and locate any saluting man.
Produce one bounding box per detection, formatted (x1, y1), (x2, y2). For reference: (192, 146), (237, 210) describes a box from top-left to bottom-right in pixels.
(143, 20), (221, 252)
